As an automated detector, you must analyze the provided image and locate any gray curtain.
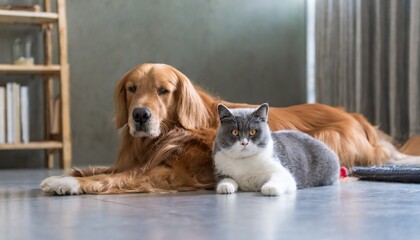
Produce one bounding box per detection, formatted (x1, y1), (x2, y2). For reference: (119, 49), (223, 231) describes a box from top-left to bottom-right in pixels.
(315, 0), (420, 143)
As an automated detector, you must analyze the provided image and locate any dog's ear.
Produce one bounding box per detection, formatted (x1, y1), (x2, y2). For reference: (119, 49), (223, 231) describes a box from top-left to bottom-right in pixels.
(174, 69), (210, 129)
(114, 76), (128, 128)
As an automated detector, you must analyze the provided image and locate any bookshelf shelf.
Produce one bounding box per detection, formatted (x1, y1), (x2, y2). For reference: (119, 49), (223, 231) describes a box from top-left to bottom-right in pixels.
(0, 141), (63, 150)
(0, 0), (71, 169)
(0, 9), (58, 24)
(0, 64), (61, 74)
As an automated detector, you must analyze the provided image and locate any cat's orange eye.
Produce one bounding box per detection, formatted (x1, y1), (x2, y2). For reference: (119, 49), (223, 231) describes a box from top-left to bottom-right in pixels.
(231, 129), (239, 136)
(249, 129), (257, 136)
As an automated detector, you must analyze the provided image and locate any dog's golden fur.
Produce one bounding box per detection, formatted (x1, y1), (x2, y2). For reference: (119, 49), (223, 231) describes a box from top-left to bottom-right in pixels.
(43, 63), (419, 194)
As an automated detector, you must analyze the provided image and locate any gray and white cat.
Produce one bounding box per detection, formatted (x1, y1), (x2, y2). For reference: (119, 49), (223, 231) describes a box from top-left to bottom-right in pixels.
(213, 103), (340, 196)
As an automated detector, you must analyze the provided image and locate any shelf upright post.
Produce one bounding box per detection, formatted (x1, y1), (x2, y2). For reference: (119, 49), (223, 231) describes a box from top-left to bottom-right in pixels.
(57, 0), (71, 169)
(43, 0), (55, 168)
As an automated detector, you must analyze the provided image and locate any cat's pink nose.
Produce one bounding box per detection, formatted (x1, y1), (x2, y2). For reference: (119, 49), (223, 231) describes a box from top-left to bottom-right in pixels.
(241, 142), (248, 146)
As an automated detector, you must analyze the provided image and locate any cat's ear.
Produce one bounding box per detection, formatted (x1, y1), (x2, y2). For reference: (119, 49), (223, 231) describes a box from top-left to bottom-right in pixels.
(253, 103), (269, 121)
(217, 104), (233, 120)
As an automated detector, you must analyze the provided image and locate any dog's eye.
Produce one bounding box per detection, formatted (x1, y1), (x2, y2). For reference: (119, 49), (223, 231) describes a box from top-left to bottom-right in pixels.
(128, 86), (137, 93)
(157, 87), (169, 95)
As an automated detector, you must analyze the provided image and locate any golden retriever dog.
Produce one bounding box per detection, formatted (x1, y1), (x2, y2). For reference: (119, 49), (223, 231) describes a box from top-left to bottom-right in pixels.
(41, 63), (420, 195)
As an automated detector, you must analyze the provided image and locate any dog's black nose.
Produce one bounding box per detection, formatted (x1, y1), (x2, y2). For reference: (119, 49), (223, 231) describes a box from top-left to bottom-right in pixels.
(132, 108), (151, 124)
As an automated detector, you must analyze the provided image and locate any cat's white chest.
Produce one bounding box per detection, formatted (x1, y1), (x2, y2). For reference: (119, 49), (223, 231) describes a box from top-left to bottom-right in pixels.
(214, 148), (284, 191)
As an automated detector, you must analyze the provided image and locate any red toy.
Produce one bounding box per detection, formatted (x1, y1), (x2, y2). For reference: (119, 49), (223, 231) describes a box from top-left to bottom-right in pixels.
(340, 167), (348, 178)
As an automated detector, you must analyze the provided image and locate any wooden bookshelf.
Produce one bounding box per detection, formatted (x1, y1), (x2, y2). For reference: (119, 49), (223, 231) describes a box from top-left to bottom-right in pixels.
(0, 141), (62, 150)
(0, 64), (61, 74)
(0, 0), (72, 169)
(0, 9), (58, 24)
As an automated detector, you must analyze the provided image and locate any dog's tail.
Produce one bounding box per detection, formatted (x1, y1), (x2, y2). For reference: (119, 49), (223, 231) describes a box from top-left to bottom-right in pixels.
(350, 112), (420, 166)
(382, 135), (420, 166)
(400, 135), (420, 155)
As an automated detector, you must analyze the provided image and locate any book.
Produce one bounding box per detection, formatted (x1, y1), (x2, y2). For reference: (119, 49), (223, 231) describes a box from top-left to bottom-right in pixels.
(5, 82), (23, 144)
(20, 86), (29, 143)
(0, 86), (5, 144)
(12, 83), (21, 143)
(6, 83), (14, 143)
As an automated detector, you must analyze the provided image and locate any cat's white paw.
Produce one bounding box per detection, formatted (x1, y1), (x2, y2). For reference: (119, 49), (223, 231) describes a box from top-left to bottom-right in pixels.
(40, 176), (82, 195)
(217, 182), (237, 194)
(261, 182), (297, 196)
(216, 179), (238, 194)
(261, 184), (282, 196)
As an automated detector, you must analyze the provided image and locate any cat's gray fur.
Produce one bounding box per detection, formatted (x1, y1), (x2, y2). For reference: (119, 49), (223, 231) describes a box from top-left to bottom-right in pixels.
(213, 103), (340, 195)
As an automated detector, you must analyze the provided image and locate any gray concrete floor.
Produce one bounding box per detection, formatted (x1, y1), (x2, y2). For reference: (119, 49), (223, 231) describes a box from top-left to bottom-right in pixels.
(1, 170), (420, 240)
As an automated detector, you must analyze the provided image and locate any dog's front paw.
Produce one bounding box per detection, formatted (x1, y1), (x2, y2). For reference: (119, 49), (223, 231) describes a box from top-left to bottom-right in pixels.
(261, 182), (296, 196)
(40, 176), (82, 195)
